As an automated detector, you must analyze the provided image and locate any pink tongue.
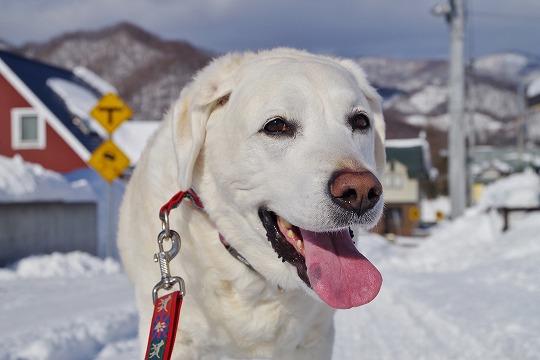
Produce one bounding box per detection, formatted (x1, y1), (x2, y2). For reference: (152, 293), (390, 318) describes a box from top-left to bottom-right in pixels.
(299, 228), (382, 309)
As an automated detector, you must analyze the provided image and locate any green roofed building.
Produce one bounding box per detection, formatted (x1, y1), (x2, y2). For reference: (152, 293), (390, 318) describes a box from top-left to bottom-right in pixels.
(378, 137), (435, 237)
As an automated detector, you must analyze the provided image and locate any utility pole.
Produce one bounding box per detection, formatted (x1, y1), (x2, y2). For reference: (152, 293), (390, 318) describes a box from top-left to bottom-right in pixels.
(433, 0), (467, 219)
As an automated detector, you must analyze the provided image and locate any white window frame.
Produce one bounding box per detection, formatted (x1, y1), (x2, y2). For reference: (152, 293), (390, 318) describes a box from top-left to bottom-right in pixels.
(384, 173), (404, 189)
(11, 107), (46, 150)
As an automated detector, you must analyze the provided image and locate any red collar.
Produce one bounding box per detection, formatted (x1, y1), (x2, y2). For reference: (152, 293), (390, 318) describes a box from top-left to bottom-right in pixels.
(160, 189), (255, 272)
(159, 189), (203, 221)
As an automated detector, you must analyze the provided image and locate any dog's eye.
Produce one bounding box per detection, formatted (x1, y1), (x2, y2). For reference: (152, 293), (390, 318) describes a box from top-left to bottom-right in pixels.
(349, 112), (370, 132)
(263, 117), (292, 135)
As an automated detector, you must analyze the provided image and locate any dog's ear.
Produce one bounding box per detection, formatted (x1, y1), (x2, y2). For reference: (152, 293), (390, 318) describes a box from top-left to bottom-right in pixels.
(171, 53), (251, 190)
(338, 59), (386, 177)
(365, 89), (386, 177)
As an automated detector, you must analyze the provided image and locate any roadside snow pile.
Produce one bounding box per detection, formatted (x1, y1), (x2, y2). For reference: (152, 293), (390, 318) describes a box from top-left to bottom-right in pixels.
(421, 196), (450, 222)
(477, 168), (540, 209)
(1, 170), (539, 359)
(0, 252), (137, 360)
(0, 251), (120, 280)
(333, 170), (540, 359)
(11, 310), (138, 360)
(388, 170), (540, 273)
(0, 155), (94, 203)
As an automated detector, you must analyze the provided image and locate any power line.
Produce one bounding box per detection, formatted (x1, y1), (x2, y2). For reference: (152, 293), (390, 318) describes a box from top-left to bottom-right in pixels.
(471, 10), (540, 24)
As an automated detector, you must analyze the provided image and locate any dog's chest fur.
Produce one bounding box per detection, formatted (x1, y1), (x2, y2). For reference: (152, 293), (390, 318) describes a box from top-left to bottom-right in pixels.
(166, 208), (335, 358)
(180, 262), (335, 358)
(124, 126), (335, 358)
(119, 48), (385, 359)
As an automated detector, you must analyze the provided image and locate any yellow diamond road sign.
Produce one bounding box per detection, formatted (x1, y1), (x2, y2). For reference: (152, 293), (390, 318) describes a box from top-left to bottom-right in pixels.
(89, 140), (130, 183)
(90, 93), (133, 133)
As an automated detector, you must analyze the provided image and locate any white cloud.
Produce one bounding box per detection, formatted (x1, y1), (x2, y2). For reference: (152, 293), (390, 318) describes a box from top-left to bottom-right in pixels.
(0, 0), (539, 59)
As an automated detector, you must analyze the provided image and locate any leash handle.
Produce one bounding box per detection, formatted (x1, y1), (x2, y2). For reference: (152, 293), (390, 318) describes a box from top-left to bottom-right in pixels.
(146, 188), (203, 360)
(145, 291), (183, 360)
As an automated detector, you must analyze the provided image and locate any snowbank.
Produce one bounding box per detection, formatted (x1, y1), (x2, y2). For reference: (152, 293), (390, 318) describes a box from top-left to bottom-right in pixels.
(0, 154), (125, 258)
(0, 251), (120, 280)
(1, 170), (539, 359)
(421, 196), (450, 222)
(0, 154), (94, 203)
(477, 168), (540, 209)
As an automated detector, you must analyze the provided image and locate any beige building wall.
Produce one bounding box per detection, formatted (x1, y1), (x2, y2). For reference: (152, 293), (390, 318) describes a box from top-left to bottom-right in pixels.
(383, 160), (419, 204)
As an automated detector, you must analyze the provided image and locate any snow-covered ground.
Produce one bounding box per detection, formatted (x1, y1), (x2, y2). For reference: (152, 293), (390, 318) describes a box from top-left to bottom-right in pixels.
(1, 161), (539, 359)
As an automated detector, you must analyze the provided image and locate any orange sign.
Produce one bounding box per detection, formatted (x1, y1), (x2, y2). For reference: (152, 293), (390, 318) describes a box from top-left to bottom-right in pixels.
(90, 93), (133, 133)
(89, 140), (130, 182)
(408, 206), (421, 222)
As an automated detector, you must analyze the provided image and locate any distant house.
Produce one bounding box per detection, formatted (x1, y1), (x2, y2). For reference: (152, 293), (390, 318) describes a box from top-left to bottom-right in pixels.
(0, 50), (162, 261)
(378, 137), (434, 237)
(0, 49), (116, 173)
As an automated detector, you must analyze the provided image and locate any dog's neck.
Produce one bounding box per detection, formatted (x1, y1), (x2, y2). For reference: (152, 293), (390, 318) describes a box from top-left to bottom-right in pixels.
(166, 188), (257, 273)
(219, 234), (257, 272)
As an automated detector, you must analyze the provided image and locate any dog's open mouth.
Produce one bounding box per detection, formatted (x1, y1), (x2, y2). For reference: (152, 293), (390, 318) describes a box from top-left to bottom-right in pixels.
(259, 209), (382, 309)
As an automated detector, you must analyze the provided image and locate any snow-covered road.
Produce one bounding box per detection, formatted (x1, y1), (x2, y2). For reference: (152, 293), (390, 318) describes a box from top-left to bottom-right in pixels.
(2, 207), (539, 359)
(0, 255), (138, 359)
(1, 157), (539, 359)
(335, 217), (540, 359)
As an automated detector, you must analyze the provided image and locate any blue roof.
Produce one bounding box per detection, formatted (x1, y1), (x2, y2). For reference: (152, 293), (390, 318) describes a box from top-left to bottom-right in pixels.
(0, 49), (103, 153)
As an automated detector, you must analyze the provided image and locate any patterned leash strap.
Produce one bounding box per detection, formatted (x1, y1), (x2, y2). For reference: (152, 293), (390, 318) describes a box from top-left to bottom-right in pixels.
(145, 291), (183, 359)
(145, 189), (202, 360)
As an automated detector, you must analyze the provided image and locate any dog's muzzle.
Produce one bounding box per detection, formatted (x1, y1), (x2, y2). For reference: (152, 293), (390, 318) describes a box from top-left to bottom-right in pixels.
(329, 170), (382, 215)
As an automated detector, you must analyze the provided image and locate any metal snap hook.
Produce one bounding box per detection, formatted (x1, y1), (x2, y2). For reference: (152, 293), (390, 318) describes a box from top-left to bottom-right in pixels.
(157, 229), (180, 261)
(152, 230), (184, 303)
(161, 209), (171, 238)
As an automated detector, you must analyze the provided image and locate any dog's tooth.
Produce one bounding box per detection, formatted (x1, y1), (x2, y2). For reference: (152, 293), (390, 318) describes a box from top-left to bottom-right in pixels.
(287, 229), (295, 239)
(279, 217), (293, 230)
(296, 239), (304, 251)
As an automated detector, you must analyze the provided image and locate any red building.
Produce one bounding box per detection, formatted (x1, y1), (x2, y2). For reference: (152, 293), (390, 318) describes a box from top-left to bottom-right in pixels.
(0, 50), (106, 173)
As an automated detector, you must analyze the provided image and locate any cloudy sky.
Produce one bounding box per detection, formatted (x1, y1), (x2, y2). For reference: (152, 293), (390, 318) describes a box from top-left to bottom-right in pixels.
(1, 0), (540, 59)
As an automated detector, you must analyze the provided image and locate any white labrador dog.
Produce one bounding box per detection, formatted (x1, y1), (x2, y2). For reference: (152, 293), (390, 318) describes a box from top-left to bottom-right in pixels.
(118, 48), (385, 359)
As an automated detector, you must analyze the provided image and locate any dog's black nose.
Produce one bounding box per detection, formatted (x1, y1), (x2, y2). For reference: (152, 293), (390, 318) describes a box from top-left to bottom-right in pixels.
(329, 171), (382, 213)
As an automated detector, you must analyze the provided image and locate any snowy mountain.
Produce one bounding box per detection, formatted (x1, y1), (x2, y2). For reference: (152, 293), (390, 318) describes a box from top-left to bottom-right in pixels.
(473, 51), (540, 82)
(358, 53), (540, 145)
(14, 23), (213, 120)
(0, 38), (11, 50)
(6, 23), (540, 146)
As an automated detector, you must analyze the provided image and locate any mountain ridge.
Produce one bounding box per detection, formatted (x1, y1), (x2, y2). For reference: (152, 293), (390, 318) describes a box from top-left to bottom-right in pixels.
(2, 22), (539, 149)
(7, 22), (213, 120)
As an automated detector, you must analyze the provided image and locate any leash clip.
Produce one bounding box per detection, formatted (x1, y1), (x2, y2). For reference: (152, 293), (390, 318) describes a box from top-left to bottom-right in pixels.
(152, 209), (185, 303)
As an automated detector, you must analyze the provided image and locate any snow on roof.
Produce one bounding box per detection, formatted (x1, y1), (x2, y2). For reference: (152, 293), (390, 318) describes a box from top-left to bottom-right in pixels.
(0, 155), (95, 203)
(46, 77), (108, 139)
(73, 66), (117, 95)
(386, 137), (435, 179)
(527, 75), (540, 98)
(47, 74), (159, 165)
(385, 137), (427, 148)
(113, 120), (160, 164)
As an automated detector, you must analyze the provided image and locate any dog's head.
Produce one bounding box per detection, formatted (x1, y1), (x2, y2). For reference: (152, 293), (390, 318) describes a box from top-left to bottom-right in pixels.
(170, 48), (385, 309)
